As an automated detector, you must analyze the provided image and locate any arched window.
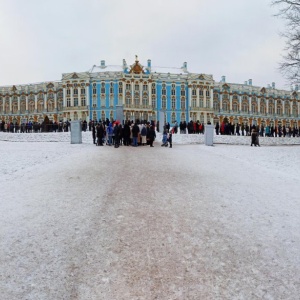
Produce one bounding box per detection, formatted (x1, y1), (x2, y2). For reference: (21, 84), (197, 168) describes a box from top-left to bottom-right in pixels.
(152, 96), (156, 109)
(277, 104), (282, 116)
(213, 101), (219, 111)
(57, 100), (63, 111)
(171, 112), (176, 123)
(29, 101), (35, 113)
(242, 102), (248, 113)
(37, 101), (43, 112)
(162, 96), (166, 109)
(180, 113), (185, 122)
(20, 101), (26, 113)
(12, 101), (18, 114)
(192, 98), (196, 108)
(48, 100), (54, 112)
(233, 102), (239, 112)
(181, 97), (186, 109)
(171, 96), (176, 109)
(222, 101), (229, 112)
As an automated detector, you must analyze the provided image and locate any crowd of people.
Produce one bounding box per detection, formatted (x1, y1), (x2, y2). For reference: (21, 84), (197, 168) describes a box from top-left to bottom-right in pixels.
(215, 122), (300, 138)
(91, 119), (157, 148)
(0, 120), (89, 133)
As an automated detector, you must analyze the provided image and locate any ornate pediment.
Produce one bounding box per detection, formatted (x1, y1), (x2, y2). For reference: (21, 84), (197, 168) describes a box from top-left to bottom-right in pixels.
(72, 73), (79, 79)
(260, 87), (266, 94)
(292, 91), (298, 98)
(11, 85), (17, 92)
(129, 55), (144, 74)
(47, 82), (54, 89)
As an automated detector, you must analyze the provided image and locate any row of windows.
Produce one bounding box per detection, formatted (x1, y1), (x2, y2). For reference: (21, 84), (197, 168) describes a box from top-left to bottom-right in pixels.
(214, 101), (299, 115)
(66, 98), (86, 107)
(0, 100), (64, 113)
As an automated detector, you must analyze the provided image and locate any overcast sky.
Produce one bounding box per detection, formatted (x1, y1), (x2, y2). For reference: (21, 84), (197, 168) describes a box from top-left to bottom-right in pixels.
(0, 0), (289, 89)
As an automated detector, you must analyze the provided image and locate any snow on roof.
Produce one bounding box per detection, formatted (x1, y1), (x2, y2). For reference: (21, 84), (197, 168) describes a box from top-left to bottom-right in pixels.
(90, 65), (124, 73)
(150, 66), (187, 75)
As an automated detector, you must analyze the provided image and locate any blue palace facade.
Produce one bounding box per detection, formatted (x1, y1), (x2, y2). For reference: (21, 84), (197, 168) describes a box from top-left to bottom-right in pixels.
(0, 57), (300, 128)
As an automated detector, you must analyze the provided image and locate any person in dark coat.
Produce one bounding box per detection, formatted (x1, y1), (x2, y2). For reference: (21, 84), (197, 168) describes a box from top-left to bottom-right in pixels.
(113, 123), (120, 148)
(96, 122), (104, 146)
(168, 132), (172, 148)
(92, 124), (96, 144)
(123, 121), (131, 146)
(131, 122), (140, 147)
(251, 129), (258, 146)
(147, 125), (156, 147)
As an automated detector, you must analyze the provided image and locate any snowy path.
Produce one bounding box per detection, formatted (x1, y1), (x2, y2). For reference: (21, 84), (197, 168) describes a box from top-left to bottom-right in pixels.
(1, 142), (300, 299)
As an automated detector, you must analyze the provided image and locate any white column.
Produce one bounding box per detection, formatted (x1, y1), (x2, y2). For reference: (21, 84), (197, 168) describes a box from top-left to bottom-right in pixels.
(54, 92), (57, 109)
(140, 82), (143, 106)
(282, 100), (285, 115)
(248, 96), (251, 113)
(2, 97), (5, 112)
(239, 95), (242, 112)
(131, 83), (134, 106)
(196, 87), (200, 107)
(266, 98), (269, 114)
(219, 93), (223, 111)
(290, 100), (293, 116)
(257, 97), (260, 113)
(210, 88), (214, 109)
(9, 96), (12, 112)
(86, 84), (90, 108)
(148, 83), (152, 107)
(34, 94), (38, 111)
(203, 88), (207, 108)
(25, 95), (28, 111)
(17, 96), (20, 112)
(188, 86), (192, 108)
(44, 93), (47, 110)
(229, 94), (233, 111)
(70, 87), (74, 107)
(274, 99), (277, 116)
(63, 87), (66, 107)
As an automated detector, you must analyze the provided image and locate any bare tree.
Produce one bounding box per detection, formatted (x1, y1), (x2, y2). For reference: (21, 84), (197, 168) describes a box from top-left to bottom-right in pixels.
(272, 0), (300, 84)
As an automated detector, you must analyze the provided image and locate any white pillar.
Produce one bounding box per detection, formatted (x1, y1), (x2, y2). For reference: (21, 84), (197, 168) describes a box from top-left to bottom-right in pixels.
(44, 92), (47, 110)
(229, 94), (233, 111)
(148, 82), (152, 107)
(188, 86), (192, 108)
(196, 87), (200, 107)
(204, 88), (207, 108)
(248, 96), (251, 113)
(219, 93), (223, 111)
(17, 96), (20, 112)
(34, 94), (38, 111)
(63, 87), (66, 107)
(54, 92), (57, 109)
(70, 87), (74, 107)
(257, 97), (260, 113)
(9, 96), (12, 112)
(266, 99), (269, 114)
(274, 99), (277, 116)
(25, 95), (28, 111)
(210, 88), (214, 109)
(282, 100), (285, 115)
(239, 95), (242, 112)
(290, 100), (293, 115)
(86, 84), (90, 108)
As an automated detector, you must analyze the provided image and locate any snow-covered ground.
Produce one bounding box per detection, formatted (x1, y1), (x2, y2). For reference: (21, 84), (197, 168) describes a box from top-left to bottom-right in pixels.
(1, 132), (300, 299)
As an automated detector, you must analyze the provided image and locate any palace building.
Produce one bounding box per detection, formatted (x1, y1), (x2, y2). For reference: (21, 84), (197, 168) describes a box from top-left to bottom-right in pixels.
(0, 57), (299, 128)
